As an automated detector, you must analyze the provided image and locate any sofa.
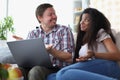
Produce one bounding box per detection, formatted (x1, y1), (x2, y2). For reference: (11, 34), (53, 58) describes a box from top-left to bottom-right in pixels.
(0, 42), (16, 64)
(112, 29), (120, 65)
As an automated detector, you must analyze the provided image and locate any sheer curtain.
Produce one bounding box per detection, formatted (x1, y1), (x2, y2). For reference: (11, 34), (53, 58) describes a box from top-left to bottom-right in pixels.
(8, 0), (48, 41)
(0, 0), (7, 19)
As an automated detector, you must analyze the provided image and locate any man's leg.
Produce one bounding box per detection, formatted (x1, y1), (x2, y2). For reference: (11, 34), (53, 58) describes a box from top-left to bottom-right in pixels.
(19, 67), (30, 80)
(28, 66), (57, 80)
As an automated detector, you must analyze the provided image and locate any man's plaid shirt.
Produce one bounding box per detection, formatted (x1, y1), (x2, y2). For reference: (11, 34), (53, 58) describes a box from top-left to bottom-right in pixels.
(27, 24), (75, 68)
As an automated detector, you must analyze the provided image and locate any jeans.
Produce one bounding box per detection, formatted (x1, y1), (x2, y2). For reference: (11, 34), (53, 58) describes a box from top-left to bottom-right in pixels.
(47, 59), (120, 80)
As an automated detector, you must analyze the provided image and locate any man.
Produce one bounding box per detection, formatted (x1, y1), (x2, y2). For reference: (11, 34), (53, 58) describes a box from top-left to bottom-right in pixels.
(13, 3), (74, 80)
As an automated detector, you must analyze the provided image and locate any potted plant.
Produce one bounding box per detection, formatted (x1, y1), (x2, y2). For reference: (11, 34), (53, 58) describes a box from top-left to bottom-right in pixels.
(0, 16), (15, 40)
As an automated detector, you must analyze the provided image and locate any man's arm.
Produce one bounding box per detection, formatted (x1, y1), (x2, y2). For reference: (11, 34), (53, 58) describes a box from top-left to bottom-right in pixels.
(49, 48), (72, 63)
(12, 35), (23, 40)
(46, 27), (75, 63)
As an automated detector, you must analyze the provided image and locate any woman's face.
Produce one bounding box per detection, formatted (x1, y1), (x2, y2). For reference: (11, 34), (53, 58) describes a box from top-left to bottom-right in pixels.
(80, 13), (91, 31)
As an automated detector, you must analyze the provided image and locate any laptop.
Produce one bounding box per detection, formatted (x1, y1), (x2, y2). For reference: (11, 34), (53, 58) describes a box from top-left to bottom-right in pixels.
(7, 38), (53, 69)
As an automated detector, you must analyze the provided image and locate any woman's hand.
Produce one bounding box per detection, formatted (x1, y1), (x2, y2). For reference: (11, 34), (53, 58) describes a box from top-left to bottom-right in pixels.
(86, 50), (95, 58)
(76, 50), (95, 62)
(76, 56), (88, 62)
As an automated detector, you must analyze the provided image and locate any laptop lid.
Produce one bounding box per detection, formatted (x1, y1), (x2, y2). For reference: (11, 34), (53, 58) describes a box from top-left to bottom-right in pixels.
(7, 38), (53, 69)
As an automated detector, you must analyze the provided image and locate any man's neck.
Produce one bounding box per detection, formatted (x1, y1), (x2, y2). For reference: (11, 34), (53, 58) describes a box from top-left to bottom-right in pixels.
(41, 25), (53, 33)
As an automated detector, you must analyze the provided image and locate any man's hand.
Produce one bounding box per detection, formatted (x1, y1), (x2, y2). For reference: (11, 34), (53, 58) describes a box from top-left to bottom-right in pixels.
(12, 35), (23, 40)
(45, 44), (53, 53)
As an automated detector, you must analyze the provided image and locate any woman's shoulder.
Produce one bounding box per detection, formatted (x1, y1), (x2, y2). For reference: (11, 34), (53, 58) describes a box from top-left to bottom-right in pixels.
(97, 28), (105, 34)
(97, 28), (111, 42)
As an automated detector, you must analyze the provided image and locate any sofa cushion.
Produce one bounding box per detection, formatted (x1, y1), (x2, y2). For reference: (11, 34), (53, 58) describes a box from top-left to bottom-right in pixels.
(0, 42), (16, 64)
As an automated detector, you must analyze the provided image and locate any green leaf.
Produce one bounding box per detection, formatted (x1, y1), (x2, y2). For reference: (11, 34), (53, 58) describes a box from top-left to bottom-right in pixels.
(0, 68), (9, 79)
(0, 16), (15, 40)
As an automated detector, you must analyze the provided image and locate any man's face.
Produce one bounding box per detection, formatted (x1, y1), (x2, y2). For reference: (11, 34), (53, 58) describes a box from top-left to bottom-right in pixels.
(39, 7), (57, 28)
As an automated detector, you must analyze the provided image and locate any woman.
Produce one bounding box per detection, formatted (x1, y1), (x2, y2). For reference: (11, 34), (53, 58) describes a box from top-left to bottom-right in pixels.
(47, 8), (120, 80)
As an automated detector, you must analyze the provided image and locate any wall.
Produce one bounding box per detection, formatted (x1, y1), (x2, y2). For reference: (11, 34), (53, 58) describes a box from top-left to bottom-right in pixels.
(90, 0), (120, 32)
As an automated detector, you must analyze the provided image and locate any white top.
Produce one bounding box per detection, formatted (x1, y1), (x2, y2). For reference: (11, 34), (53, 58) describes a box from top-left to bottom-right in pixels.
(79, 29), (111, 57)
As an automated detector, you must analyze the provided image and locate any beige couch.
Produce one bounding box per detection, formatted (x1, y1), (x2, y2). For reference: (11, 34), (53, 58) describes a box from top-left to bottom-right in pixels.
(112, 29), (120, 66)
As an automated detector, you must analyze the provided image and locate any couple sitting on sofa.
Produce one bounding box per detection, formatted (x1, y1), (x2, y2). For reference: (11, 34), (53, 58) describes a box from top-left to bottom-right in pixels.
(3, 3), (120, 80)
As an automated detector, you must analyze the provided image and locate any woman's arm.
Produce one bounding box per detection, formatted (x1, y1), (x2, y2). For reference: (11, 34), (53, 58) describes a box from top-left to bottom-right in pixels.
(76, 38), (120, 62)
(94, 38), (120, 61)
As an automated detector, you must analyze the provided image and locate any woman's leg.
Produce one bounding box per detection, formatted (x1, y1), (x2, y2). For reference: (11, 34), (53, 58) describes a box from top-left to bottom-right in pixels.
(60, 69), (117, 80)
(56, 59), (120, 80)
(47, 73), (56, 80)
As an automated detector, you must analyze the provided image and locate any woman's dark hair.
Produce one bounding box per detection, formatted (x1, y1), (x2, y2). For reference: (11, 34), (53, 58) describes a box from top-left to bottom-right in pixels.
(73, 8), (116, 63)
(35, 3), (53, 23)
